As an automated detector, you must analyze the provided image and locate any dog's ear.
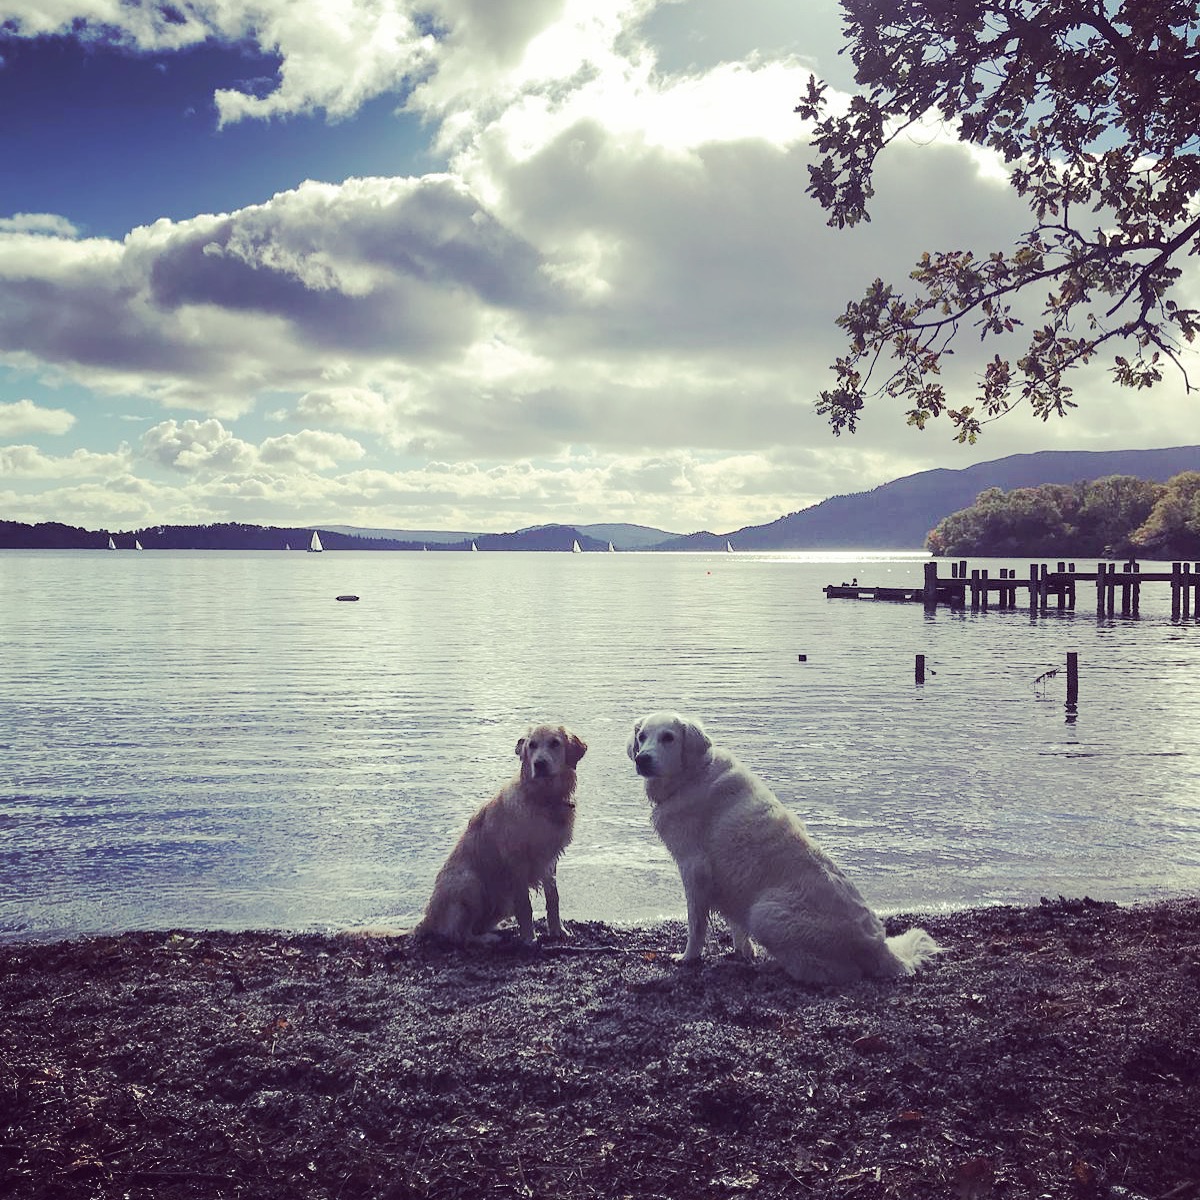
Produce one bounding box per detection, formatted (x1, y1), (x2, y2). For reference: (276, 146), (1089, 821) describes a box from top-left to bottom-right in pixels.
(564, 730), (587, 767)
(681, 716), (712, 767)
(515, 735), (528, 759)
(626, 718), (644, 761)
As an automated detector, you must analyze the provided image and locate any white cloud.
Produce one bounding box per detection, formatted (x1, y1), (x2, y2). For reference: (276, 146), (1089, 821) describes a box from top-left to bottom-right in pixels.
(259, 429), (365, 469)
(0, 213), (80, 237)
(0, 398), (76, 436)
(1, 0), (585, 127)
(0, 443), (130, 478)
(141, 418), (259, 473)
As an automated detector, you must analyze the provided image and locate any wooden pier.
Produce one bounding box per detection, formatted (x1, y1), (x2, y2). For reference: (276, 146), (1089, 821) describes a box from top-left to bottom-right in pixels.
(823, 560), (1200, 617)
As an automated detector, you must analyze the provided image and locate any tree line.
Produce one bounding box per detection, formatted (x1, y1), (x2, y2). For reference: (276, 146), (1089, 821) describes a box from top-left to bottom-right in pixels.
(927, 473), (1200, 559)
(0, 522), (421, 551)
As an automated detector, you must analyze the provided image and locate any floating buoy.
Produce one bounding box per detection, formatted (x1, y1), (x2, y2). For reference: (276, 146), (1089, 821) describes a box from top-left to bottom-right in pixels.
(336, 594), (360, 602)
(797, 654), (807, 662)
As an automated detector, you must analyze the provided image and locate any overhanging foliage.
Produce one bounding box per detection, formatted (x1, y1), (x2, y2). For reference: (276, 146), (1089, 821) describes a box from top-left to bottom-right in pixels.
(798, 0), (1200, 441)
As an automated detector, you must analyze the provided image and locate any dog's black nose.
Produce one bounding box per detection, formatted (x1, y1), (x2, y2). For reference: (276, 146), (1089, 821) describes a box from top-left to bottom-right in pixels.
(532, 759), (550, 776)
(634, 753), (653, 776)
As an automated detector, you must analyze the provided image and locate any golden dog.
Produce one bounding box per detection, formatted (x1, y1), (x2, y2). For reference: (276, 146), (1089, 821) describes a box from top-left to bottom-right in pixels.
(415, 723), (587, 945)
(629, 711), (941, 984)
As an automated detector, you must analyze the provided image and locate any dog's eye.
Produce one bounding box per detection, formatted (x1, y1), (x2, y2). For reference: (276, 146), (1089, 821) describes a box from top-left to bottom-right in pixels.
(527, 739), (538, 750)
(660, 732), (675, 744)
(549, 737), (561, 750)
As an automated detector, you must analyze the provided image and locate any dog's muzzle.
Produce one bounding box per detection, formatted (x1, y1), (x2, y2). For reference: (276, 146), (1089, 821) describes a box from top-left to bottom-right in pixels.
(531, 757), (553, 777)
(634, 753), (655, 777)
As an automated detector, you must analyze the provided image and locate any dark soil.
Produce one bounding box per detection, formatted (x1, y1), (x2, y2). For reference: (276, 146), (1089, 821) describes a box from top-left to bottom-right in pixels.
(2, 897), (1198, 1200)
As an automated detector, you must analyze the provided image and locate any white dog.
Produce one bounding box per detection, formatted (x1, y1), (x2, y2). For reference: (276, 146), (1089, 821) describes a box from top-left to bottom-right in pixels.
(414, 724), (587, 945)
(628, 711), (941, 984)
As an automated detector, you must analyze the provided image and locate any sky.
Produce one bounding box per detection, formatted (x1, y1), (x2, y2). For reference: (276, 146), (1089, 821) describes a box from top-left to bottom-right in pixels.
(1, 0), (1195, 537)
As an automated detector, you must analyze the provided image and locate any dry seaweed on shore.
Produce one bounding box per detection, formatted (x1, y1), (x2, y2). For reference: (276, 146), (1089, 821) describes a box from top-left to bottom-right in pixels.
(1, 897), (1198, 1200)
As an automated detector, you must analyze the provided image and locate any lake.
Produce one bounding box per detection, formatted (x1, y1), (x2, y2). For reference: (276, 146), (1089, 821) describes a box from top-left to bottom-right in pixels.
(1, 548), (1198, 941)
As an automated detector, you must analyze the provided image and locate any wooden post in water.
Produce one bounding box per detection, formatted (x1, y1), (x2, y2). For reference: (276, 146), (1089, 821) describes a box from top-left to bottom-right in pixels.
(915, 654), (926, 684)
(1098, 562), (1110, 616)
(923, 560), (939, 610)
(1119, 560), (1140, 617)
(1184, 563), (1193, 619)
(1171, 562), (1182, 619)
(981, 568), (989, 611)
(1056, 561), (1067, 610)
(1029, 563), (1039, 614)
(1066, 651), (1079, 706)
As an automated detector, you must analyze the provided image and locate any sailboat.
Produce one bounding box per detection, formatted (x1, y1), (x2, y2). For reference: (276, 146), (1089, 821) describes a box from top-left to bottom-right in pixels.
(309, 531), (323, 553)
(134, 539), (144, 551)
(572, 539), (582, 554)
(470, 541), (479, 552)
(726, 540), (734, 553)
(608, 541), (616, 552)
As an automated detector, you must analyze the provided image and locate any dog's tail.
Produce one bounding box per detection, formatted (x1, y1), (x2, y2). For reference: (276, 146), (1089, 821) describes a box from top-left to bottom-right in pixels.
(885, 927), (944, 975)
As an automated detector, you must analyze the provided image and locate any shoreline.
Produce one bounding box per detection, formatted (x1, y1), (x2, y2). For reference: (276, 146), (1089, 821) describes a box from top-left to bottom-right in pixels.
(3, 896), (1198, 1199)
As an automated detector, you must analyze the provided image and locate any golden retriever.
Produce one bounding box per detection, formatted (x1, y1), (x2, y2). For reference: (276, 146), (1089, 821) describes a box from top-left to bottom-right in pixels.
(414, 723), (587, 945)
(628, 711), (941, 984)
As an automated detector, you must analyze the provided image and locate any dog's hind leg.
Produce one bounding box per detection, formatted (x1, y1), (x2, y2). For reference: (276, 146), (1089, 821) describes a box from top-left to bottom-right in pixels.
(728, 921), (756, 961)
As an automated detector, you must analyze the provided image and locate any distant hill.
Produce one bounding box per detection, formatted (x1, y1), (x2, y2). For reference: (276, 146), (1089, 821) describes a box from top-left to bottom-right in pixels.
(324, 521), (680, 550)
(322, 524), (481, 545)
(654, 446), (1200, 551)
(441, 525), (610, 552)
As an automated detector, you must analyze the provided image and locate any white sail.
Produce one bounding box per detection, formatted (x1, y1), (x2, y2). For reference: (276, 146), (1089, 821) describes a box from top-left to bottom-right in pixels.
(471, 541), (479, 552)
(726, 540), (734, 553)
(608, 541), (615, 552)
(309, 531), (323, 553)
(135, 539), (143, 551)
(107, 535), (116, 550)
(572, 539), (582, 553)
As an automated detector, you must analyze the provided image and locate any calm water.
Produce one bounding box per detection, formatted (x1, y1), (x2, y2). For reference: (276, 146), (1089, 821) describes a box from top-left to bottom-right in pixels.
(1, 548), (1198, 941)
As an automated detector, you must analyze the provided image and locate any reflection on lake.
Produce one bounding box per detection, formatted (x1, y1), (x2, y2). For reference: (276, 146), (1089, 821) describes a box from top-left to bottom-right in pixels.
(1, 548), (1198, 940)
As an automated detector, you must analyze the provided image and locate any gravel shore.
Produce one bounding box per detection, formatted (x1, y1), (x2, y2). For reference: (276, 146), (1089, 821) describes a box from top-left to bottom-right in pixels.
(2, 897), (1198, 1199)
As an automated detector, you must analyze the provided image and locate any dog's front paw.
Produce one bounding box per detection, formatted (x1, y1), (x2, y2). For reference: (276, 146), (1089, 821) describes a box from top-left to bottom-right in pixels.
(671, 951), (703, 967)
(541, 925), (572, 943)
